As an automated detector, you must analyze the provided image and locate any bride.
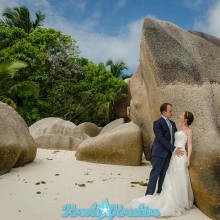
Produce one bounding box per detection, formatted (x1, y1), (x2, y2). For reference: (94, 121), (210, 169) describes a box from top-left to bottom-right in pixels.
(131, 111), (194, 217)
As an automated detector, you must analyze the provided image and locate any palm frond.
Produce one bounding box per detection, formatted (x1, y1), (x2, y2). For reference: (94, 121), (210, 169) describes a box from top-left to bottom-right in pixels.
(0, 5), (45, 32)
(9, 81), (39, 98)
(0, 71), (14, 95)
(1, 7), (18, 26)
(0, 61), (27, 85)
(2, 7), (15, 20)
(33, 11), (46, 28)
(106, 59), (128, 78)
(15, 6), (32, 32)
(0, 18), (6, 26)
(0, 95), (16, 109)
(8, 61), (27, 74)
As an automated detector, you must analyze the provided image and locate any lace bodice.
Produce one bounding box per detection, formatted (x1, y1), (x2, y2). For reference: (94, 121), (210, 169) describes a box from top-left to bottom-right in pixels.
(174, 131), (188, 149)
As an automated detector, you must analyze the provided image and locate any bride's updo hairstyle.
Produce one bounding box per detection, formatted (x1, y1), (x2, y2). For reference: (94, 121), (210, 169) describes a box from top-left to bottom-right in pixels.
(184, 111), (194, 125)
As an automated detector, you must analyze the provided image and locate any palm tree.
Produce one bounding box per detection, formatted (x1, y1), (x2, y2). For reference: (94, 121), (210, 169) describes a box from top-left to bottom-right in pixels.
(0, 61), (39, 108)
(106, 59), (128, 78)
(0, 6), (46, 33)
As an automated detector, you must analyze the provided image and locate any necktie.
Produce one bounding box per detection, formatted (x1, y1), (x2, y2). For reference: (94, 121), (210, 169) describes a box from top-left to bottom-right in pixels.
(166, 119), (173, 144)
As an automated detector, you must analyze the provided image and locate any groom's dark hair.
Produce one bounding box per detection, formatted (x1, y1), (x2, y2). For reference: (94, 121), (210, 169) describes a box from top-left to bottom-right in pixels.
(160, 103), (172, 114)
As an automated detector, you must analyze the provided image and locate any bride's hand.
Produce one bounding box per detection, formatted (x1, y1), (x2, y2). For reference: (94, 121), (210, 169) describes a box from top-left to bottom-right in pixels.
(185, 159), (190, 167)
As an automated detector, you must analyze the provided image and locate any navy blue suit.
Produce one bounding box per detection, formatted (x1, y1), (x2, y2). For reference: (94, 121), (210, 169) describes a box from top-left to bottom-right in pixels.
(145, 117), (177, 195)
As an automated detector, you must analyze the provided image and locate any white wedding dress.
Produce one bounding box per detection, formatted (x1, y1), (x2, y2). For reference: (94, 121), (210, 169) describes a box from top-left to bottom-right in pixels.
(131, 131), (194, 217)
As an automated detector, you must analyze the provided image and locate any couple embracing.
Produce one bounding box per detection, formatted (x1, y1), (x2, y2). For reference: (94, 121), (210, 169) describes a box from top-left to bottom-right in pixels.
(131, 103), (194, 217)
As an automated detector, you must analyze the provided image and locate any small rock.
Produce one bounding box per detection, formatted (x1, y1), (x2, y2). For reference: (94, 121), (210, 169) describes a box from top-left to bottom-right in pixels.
(130, 181), (148, 186)
(52, 150), (60, 154)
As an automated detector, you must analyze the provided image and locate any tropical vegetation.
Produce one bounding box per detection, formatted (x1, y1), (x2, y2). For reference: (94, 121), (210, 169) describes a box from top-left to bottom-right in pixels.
(0, 6), (129, 126)
(0, 5), (45, 33)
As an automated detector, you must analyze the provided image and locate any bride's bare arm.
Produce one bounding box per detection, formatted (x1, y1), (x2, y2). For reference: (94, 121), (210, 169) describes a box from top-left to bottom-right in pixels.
(186, 129), (193, 167)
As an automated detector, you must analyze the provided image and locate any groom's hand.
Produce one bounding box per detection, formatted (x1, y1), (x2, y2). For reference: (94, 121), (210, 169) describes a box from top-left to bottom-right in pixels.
(175, 147), (184, 157)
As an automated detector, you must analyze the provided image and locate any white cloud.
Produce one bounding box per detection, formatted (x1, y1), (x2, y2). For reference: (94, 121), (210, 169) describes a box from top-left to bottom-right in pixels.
(206, 1), (220, 37)
(182, 0), (203, 10)
(115, 0), (126, 10)
(0, 0), (18, 12)
(0, 0), (53, 19)
(194, 0), (220, 38)
(46, 14), (146, 74)
(61, 0), (86, 13)
(0, 0), (155, 74)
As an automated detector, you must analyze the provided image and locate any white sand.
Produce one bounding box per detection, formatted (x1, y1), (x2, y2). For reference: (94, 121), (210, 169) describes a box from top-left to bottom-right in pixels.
(0, 149), (211, 220)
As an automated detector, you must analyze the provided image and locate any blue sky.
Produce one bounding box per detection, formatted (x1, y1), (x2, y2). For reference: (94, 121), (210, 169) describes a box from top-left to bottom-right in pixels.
(1, 0), (220, 75)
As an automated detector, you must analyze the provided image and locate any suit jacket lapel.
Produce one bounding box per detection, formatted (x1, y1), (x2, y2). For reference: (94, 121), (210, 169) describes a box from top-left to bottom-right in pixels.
(161, 117), (173, 142)
(161, 117), (170, 131)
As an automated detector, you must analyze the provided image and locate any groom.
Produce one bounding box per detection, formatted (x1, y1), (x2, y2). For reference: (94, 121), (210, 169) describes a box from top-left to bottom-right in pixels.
(145, 103), (184, 195)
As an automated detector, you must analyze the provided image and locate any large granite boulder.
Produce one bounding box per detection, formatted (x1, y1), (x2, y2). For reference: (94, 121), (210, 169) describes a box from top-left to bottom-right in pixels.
(0, 102), (36, 175)
(98, 118), (125, 135)
(29, 117), (90, 150)
(77, 122), (101, 137)
(76, 121), (143, 166)
(188, 30), (220, 47)
(33, 134), (82, 151)
(128, 19), (220, 219)
(129, 18), (220, 220)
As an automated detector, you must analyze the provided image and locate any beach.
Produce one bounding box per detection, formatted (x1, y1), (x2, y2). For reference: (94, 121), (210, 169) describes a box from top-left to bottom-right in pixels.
(0, 149), (212, 220)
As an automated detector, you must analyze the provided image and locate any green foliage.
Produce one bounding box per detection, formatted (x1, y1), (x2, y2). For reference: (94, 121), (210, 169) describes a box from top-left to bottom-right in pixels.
(0, 24), (127, 126)
(0, 6), (45, 33)
(0, 61), (39, 109)
(106, 59), (128, 78)
(53, 59), (128, 125)
(0, 26), (27, 50)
